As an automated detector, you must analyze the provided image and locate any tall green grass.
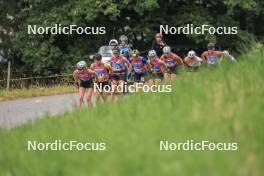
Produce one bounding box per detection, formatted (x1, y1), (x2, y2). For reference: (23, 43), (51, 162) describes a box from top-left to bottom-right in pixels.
(0, 49), (263, 176)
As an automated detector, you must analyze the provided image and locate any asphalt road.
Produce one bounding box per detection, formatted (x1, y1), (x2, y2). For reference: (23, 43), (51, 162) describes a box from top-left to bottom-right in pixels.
(0, 93), (94, 129)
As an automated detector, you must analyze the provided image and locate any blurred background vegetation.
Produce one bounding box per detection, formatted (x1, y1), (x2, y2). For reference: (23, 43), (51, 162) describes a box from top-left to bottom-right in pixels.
(0, 0), (264, 77)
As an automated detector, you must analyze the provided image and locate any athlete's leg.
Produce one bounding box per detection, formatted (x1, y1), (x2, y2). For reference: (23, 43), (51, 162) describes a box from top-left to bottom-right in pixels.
(101, 90), (108, 102)
(154, 73), (164, 85)
(148, 73), (155, 86)
(111, 79), (118, 102)
(170, 67), (178, 81)
(77, 87), (85, 110)
(171, 73), (177, 80)
(155, 78), (161, 85)
(99, 82), (109, 102)
(148, 78), (155, 86)
(133, 74), (143, 92)
(94, 82), (103, 104)
(118, 80), (125, 96)
(95, 89), (101, 104)
(85, 88), (93, 108)
(164, 72), (171, 83)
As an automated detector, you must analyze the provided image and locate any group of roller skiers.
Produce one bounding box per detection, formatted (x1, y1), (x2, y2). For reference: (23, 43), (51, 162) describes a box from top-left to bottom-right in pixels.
(73, 33), (237, 110)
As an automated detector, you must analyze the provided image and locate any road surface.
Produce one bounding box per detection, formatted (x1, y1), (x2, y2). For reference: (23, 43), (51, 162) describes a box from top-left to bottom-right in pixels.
(0, 93), (94, 129)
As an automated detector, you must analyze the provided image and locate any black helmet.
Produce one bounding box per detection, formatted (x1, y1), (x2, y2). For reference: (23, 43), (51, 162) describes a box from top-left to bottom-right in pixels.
(93, 53), (102, 60)
(207, 43), (215, 50)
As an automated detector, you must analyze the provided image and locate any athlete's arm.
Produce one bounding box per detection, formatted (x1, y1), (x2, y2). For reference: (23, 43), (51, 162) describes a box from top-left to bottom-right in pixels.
(72, 70), (79, 87)
(73, 70), (78, 79)
(183, 57), (190, 66)
(146, 60), (152, 71)
(217, 51), (224, 58)
(159, 55), (165, 61)
(123, 58), (132, 72)
(127, 57), (132, 63)
(195, 56), (203, 62)
(212, 51), (223, 61)
(174, 54), (184, 65)
(86, 68), (97, 75)
(159, 60), (168, 73)
(201, 52), (207, 64)
(221, 52), (238, 63)
(104, 63), (114, 73)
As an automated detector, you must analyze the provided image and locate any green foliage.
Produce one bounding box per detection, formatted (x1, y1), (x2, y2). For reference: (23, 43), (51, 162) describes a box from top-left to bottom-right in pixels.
(224, 0), (257, 11)
(1, 0), (264, 75)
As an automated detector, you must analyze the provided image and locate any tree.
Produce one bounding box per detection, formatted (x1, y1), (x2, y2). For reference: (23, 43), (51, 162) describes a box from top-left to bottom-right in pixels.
(1, 0), (263, 76)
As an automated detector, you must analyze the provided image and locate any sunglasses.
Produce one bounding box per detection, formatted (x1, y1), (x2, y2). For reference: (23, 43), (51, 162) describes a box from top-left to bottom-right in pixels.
(78, 67), (85, 70)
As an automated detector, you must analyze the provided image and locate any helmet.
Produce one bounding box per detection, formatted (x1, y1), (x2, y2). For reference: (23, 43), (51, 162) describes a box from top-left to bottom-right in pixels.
(207, 42), (215, 50)
(222, 50), (229, 55)
(112, 46), (120, 54)
(77, 61), (86, 70)
(163, 46), (171, 54)
(119, 35), (128, 42)
(155, 33), (163, 38)
(109, 39), (118, 46)
(132, 49), (140, 57)
(187, 50), (196, 57)
(148, 50), (157, 58)
(93, 53), (102, 60)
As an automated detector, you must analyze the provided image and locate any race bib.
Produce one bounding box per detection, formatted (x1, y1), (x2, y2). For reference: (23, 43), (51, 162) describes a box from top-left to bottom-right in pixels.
(112, 63), (122, 71)
(189, 61), (200, 67)
(207, 55), (217, 64)
(133, 63), (144, 73)
(96, 70), (105, 82)
(152, 66), (160, 73)
(165, 59), (175, 67)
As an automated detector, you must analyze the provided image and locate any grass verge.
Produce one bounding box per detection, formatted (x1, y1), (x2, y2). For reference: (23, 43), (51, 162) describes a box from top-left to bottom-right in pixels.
(0, 85), (76, 101)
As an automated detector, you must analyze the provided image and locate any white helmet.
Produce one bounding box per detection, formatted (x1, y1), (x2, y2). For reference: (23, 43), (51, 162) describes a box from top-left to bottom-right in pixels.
(77, 61), (86, 70)
(187, 50), (196, 57)
(148, 50), (157, 57)
(119, 35), (128, 42)
(163, 46), (171, 54)
(223, 50), (229, 56)
(109, 39), (118, 46)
